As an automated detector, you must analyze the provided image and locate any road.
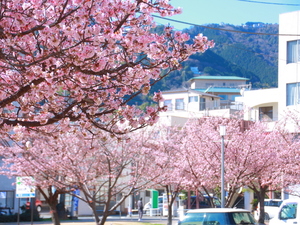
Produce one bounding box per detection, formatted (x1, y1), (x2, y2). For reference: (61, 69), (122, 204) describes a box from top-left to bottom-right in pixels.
(0, 215), (179, 225)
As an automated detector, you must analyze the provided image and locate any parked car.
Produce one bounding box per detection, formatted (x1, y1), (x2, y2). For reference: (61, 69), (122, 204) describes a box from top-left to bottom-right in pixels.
(269, 198), (300, 225)
(254, 199), (282, 220)
(25, 199), (42, 212)
(177, 208), (257, 225)
(186, 195), (221, 209)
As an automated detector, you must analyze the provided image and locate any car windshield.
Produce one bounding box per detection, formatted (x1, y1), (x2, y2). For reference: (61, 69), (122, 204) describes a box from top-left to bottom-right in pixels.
(179, 212), (256, 225)
(179, 212), (228, 224)
(232, 212), (256, 224)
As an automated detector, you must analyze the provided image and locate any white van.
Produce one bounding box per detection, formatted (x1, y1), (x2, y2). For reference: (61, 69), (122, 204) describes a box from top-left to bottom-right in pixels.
(254, 199), (282, 220)
(269, 198), (300, 225)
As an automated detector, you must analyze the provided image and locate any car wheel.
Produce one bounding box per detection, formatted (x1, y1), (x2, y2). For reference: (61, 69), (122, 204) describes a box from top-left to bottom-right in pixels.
(265, 213), (270, 221)
(36, 205), (42, 212)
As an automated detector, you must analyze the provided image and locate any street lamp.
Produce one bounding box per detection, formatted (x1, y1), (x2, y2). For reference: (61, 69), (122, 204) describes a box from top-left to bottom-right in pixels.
(220, 125), (226, 208)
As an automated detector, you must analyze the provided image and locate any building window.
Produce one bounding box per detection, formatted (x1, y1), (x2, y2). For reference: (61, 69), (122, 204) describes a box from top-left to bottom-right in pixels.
(0, 191), (14, 209)
(145, 190), (151, 197)
(259, 107), (273, 121)
(287, 83), (300, 106)
(199, 98), (206, 111)
(175, 99), (184, 110)
(189, 96), (198, 102)
(163, 100), (172, 111)
(287, 40), (300, 64)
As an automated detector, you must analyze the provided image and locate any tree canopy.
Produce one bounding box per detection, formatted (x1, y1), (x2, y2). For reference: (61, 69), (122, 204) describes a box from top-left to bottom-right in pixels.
(0, 0), (213, 136)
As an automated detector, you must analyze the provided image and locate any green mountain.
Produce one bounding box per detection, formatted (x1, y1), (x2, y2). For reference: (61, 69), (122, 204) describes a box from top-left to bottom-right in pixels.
(136, 23), (279, 106)
(183, 23), (278, 87)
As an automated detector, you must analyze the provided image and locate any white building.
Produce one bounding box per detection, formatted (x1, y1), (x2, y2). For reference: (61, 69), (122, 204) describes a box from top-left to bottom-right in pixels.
(160, 75), (249, 126)
(238, 10), (300, 128)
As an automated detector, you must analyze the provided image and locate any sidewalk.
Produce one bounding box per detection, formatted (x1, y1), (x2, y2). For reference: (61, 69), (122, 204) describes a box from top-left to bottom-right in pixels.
(0, 215), (179, 225)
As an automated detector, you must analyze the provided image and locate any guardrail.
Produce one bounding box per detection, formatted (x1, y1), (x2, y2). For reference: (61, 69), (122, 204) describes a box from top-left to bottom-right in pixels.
(128, 208), (163, 217)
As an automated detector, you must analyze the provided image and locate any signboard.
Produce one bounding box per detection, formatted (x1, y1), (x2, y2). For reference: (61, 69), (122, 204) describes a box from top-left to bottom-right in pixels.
(72, 189), (80, 215)
(16, 177), (36, 198)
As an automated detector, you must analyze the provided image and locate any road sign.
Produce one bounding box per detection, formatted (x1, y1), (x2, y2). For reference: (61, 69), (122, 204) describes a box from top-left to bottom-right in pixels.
(16, 176), (36, 198)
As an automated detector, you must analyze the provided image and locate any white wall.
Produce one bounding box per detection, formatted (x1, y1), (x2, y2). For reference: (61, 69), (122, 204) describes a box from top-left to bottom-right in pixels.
(161, 91), (219, 113)
(236, 88), (279, 122)
(278, 11), (300, 118)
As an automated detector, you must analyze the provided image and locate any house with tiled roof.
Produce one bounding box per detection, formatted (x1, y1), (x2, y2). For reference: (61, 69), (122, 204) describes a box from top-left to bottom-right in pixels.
(189, 75), (249, 107)
(159, 72), (250, 126)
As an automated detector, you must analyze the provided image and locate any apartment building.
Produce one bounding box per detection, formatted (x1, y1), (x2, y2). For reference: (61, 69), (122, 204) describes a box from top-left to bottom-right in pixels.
(237, 10), (300, 129)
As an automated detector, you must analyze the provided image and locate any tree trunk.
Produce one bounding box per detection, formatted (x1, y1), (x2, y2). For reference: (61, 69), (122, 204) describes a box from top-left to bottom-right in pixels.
(49, 203), (61, 225)
(167, 204), (173, 225)
(57, 194), (68, 220)
(37, 186), (62, 225)
(99, 214), (109, 225)
(257, 187), (267, 225)
(89, 204), (100, 225)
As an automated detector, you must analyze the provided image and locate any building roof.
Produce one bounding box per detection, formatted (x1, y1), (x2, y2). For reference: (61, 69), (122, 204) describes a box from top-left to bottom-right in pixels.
(162, 88), (220, 98)
(194, 87), (241, 94)
(189, 76), (249, 81)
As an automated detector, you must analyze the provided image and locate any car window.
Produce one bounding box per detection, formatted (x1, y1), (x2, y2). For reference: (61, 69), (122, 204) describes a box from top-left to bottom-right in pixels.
(180, 212), (228, 225)
(232, 212), (256, 224)
(279, 203), (297, 220)
(264, 200), (282, 207)
(213, 198), (221, 207)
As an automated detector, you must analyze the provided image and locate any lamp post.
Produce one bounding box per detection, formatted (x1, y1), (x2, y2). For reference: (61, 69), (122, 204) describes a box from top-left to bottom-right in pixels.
(220, 125), (226, 208)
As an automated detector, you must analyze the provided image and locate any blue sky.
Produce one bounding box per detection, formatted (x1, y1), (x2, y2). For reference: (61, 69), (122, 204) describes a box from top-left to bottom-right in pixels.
(155, 0), (300, 30)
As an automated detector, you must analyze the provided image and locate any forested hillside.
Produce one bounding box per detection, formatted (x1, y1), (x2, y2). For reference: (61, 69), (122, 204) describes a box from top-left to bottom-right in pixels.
(136, 23), (279, 106)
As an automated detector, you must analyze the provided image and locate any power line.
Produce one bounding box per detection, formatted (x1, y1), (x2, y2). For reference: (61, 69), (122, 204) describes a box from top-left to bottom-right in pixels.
(152, 15), (300, 36)
(238, 0), (300, 6)
(154, 17), (286, 67)
(221, 43), (277, 60)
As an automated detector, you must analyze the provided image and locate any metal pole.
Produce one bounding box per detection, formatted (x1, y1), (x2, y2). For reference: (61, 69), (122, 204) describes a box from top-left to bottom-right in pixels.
(31, 198), (33, 225)
(220, 125), (226, 208)
(17, 198), (20, 225)
(221, 134), (225, 208)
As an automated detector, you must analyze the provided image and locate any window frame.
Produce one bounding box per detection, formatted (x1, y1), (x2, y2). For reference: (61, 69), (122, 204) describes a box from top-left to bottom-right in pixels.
(163, 99), (172, 111)
(188, 96), (198, 103)
(287, 83), (300, 106)
(175, 98), (184, 110)
(259, 106), (273, 121)
(287, 40), (300, 64)
(0, 190), (14, 209)
(199, 97), (206, 111)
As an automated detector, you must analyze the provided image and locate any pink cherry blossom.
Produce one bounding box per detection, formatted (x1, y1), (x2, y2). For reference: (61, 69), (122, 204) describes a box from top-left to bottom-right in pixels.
(0, 0), (213, 137)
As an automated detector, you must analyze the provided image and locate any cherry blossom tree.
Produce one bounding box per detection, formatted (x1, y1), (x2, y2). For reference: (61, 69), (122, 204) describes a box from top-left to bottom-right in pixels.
(0, 124), (176, 225)
(228, 122), (297, 225)
(0, 0), (214, 136)
(140, 124), (186, 225)
(180, 116), (300, 224)
(180, 117), (246, 205)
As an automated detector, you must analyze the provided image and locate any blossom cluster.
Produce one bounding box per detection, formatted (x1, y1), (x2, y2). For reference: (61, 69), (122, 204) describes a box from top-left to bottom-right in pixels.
(0, 0), (213, 135)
